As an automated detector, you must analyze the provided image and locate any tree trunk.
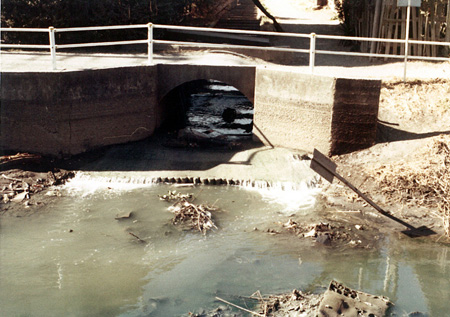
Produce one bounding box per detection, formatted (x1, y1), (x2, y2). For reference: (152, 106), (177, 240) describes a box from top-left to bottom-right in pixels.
(250, 0), (284, 32)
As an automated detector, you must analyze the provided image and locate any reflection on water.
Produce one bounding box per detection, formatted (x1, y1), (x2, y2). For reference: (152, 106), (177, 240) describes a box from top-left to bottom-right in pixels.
(1, 181), (449, 316)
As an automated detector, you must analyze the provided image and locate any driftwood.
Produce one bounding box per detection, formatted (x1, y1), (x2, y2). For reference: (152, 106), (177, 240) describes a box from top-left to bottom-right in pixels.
(159, 190), (219, 234)
(169, 199), (218, 234)
(216, 282), (391, 317)
(128, 232), (146, 243)
(1, 169), (74, 204)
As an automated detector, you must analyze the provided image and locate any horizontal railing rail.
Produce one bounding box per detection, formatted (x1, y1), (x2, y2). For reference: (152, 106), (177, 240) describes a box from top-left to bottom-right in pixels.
(1, 23), (449, 80)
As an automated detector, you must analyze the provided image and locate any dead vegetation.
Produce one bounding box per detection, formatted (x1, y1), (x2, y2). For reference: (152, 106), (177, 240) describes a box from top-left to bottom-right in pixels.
(1, 167), (74, 206)
(253, 289), (323, 316)
(267, 218), (379, 248)
(380, 79), (450, 120)
(159, 190), (193, 202)
(366, 135), (450, 236)
(159, 190), (219, 234)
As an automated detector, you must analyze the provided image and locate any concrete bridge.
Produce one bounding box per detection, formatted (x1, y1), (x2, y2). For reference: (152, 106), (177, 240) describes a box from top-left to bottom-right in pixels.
(1, 62), (380, 157)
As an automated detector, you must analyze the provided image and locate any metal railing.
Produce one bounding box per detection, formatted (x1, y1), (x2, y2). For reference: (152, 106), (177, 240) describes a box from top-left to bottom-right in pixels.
(1, 23), (449, 80)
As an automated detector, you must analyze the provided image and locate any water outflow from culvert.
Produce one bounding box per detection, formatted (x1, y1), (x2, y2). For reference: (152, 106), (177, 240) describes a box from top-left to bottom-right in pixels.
(1, 82), (449, 317)
(1, 181), (450, 316)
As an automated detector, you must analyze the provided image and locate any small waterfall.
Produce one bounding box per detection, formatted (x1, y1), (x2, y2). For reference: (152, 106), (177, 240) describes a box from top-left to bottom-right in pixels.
(238, 177), (321, 214)
(61, 172), (159, 197)
(63, 171), (321, 213)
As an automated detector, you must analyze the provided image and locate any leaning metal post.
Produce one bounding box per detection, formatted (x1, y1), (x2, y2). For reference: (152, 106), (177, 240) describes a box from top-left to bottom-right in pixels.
(148, 23), (154, 65)
(309, 33), (316, 74)
(49, 26), (56, 70)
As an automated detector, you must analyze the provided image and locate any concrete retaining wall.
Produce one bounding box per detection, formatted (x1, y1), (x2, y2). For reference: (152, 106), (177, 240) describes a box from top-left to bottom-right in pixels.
(1, 67), (158, 156)
(253, 69), (380, 155)
(331, 78), (380, 155)
(1, 64), (380, 157)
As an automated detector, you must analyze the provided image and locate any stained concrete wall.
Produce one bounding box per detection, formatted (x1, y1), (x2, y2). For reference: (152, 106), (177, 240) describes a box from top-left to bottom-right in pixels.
(253, 68), (380, 155)
(1, 67), (158, 156)
(330, 78), (380, 155)
(1, 64), (380, 158)
(157, 64), (256, 103)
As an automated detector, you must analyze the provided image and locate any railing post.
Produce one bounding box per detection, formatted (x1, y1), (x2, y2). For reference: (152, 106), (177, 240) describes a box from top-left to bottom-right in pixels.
(147, 23), (153, 65)
(48, 26), (56, 70)
(403, 0), (411, 82)
(309, 33), (316, 74)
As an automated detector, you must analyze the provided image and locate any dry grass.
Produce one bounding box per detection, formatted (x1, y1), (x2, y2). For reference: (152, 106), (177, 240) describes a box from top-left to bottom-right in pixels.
(366, 135), (450, 236)
(380, 79), (450, 120)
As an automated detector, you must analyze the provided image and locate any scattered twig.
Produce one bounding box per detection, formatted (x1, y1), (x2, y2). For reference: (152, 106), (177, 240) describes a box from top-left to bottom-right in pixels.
(215, 296), (264, 317)
(1, 174), (22, 182)
(159, 190), (193, 202)
(128, 232), (146, 243)
(169, 199), (218, 234)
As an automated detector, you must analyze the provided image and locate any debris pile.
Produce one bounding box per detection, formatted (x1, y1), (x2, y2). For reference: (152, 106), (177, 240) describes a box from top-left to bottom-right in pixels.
(214, 281), (391, 317)
(253, 289), (323, 316)
(318, 280), (392, 317)
(278, 219), (373, 248)
(159, 190), (193, 202)
(160, 190), (219, 234)
(367, 135), (450, 236)
(381, 79), (450, 120)
(1, 168), (74, 205)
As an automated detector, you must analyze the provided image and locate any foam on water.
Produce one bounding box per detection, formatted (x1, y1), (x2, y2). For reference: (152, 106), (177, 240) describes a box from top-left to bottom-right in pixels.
(63, 171), (321, 214)
(239, 179), (321, 214)
(62, 172), (157, 197)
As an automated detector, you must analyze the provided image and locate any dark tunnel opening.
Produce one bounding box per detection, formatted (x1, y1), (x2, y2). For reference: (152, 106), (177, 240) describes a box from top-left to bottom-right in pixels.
(159, 79), (254, 148)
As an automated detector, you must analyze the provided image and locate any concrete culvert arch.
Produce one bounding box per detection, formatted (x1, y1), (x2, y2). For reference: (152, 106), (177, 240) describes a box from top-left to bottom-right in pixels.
(158, 79), (254, 148)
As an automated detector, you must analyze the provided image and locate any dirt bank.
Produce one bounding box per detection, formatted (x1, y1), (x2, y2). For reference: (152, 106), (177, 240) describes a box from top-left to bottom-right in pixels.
(0, 154), (75, 217)
(321, 79), (450, 242)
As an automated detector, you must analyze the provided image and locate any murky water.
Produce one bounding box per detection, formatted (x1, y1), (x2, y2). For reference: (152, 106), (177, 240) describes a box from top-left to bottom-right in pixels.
(2, 82), (449, 316)
(1, 176), (449, 317)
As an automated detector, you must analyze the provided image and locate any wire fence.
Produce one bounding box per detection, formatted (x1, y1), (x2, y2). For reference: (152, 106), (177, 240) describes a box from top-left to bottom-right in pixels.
(1, 23), (449, 80)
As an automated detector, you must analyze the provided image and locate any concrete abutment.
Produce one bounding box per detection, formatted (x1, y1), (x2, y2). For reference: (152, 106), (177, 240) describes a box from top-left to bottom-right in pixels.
(1, 64), (380, 157)
(254, 68), (380, 155)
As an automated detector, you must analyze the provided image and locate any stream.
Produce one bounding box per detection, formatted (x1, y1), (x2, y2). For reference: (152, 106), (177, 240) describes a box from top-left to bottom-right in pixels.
(1, 179), (449, 316)
(1, 81), (449, 316)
